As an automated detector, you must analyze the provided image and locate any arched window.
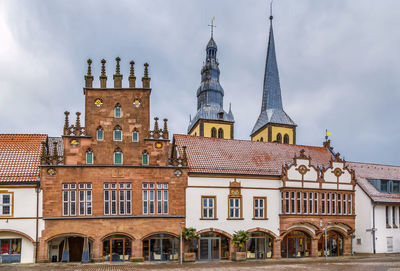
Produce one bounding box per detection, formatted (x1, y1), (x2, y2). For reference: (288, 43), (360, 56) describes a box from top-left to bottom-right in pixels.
(284, 134), (289, 144)
(142, 150), (149, 165)
(97, 126), (104, 141)
(218, 128), (224, 139)
(211, 127), (217, 138)
(86, 149), (93, 164)
(277, 133), (282, 143)
(114, 103), (122, 118)
(113, 147), (123, 165)
(113, 125), (122, 141)
(132, 128), (139, 142)
(260, 137), (264, 142)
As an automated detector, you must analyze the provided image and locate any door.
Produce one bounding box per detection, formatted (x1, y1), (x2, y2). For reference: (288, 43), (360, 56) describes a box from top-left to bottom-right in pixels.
(199, 238), (220, 261)
(111, 239), (124, 262)
(287, 237), (296, 258)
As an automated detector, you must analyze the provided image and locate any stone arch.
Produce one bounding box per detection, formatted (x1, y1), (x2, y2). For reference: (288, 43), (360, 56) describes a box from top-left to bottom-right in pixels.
(140, 231), (179, 241)
(196, 228), (232, 239)
(280, 227), (316, 239)
(0, 229), (34, 243)
(45, 232), (95, 243)
(101, 232), (136, 241)
(247, 227), (278, 239)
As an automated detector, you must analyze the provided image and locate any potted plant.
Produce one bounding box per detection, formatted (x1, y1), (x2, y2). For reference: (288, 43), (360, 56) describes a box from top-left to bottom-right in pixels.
(182, 227), (199, 262)
(232, 230), (249, 261)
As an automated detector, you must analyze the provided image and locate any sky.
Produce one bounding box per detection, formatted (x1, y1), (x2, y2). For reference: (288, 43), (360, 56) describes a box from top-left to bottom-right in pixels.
(0, 0), (399, 166)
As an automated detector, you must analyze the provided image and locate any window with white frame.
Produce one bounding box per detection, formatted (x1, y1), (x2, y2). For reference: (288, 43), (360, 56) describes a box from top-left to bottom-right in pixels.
(113, 147), (123, 165)
(97, 126), (104, 141)
(119, 183), (132, 215)
(314, 192), (318, 214)
(229, 197), (241, 219)
(113, 125), (122, 141)
(290, 192), (295, 214)
(308, 192), (313, 214)
(321, 193), (326, 214)
(327, 193), (331, 214)
(348, 194), (352, 215)
(343, 194), (347, 214)
(332, 193), (336, 215)
(0, 194), (12, 216)
(254, 197), (266, 219)
(132, 129), (139, 142)
(142, 151), (149, 165)
(142, 183), (155, 214)
(338, 194), (342, 214)
(393, 206), (396, 226)
(296, 192), (301, 213)
(104, 183), (117, 215)
(202, 196), (215, 219)
(156, 183), (168, 214)
(78, 183), (92, 216)
(62, 184), (76, 216)
(285, 192), (290, 213)
(303, 192), (308, 214)
(114, 103), (122, 118)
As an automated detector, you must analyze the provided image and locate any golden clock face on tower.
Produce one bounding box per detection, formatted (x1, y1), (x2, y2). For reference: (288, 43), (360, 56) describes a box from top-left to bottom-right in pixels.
(94, 98), (103, 107)
(334, 168), (343, 177)
(47, 168), (56, 176)
(133, 99), (141, 108)
(155, 142), (162, 149)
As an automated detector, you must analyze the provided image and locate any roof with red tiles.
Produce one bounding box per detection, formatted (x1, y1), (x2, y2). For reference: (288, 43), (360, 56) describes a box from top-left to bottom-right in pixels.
(173, 134), (333, 176)
(348, 161), (400, 203)
(0, 134), (47, 183)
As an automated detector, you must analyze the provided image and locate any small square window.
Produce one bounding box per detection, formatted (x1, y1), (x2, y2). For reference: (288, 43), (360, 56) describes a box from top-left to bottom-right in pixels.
(357, 238), (361, 245)
(163, 184), (168, 189)
(149, 183), (154, 189)
(157, 184), (162, 189)
(104, 183), (109, 189)
(119, 183), (125, 189)
(111, 183), (116, 189)
(142, 183), (148, 189)
(79, 184), (85, 189)
(70, 184), (76, 189)
(63, 184), (69, 189)
(126, 184), (131, 189)
(87, 184), (92, 189)
(132, 131), (139, 142)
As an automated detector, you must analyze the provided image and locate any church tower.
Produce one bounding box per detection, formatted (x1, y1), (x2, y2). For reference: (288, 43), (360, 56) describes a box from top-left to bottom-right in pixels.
(251, 14), (296, 144)
(188, 20), (234, 139)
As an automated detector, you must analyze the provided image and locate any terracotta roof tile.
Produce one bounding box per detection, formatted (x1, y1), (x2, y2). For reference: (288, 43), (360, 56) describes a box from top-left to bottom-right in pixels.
(0, 134), (47, 183)
(173, 134), (333, 176)
(348, 161), (400, 203)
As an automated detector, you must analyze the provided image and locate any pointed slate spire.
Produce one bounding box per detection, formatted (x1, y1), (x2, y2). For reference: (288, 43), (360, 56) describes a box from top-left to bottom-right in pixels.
(261, 15), (282, 111)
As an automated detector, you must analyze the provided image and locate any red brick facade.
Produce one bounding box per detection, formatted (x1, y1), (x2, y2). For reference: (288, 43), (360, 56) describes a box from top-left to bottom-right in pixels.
(38, 61), (187, 262)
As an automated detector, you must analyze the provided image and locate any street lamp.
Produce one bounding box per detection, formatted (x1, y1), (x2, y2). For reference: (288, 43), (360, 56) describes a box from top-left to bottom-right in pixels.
(180, 222), (185, 265)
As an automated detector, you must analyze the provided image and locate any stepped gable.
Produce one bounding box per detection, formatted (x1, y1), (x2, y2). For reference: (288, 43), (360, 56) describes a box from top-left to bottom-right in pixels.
(0, 134), (47, 183)
(174, 134), (332, 176)
(348, 161), (400, 203)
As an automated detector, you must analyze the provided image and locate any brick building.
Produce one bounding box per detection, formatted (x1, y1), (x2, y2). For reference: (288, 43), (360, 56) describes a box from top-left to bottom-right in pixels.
(38, 59), (188, 262)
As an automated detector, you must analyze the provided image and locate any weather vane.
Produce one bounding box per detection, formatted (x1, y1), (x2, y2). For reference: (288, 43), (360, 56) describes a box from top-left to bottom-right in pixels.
(208, 17), (216, 37)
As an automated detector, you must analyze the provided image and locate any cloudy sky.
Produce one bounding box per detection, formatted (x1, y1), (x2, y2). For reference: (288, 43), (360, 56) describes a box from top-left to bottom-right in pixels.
(1, 0), (399, 165)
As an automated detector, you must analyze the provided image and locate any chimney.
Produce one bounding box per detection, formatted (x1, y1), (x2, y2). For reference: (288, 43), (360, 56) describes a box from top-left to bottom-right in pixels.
(113, 57), (123, 88)
(129, 61), (136, 88)
(142, 63), (151, 88)
(84, 59), (94, 88)
(100, 59), (107, 88)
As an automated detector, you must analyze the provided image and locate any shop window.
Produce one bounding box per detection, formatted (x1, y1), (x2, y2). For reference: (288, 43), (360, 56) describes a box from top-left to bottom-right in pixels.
(254, 197), (266, 219)
(247, 232), (273, 259)
(114, 104), (122, 118)
(218, 128), (224, 139)
(113, 147), (123, 165)
(132, 129), (139, 142)
(0, 239), (21, 263)
(113, 126), (122, 141)
(103, 235), (131, 262)
(78, 183), (92, 216)
(142, 234), (179, 261)
(86, 149), (93, 164)
(211, 127), (217, 138)
(62, 184), (76, 216)
(96, 126), (104, 141)
(0, 194), (12, 216)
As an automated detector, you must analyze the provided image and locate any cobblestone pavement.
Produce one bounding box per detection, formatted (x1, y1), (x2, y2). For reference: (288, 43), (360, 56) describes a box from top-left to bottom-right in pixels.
(1, 255), (400, 271)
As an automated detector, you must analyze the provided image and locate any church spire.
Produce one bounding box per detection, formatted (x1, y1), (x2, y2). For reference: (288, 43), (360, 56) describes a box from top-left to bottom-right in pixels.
(250, 5), (296, 143)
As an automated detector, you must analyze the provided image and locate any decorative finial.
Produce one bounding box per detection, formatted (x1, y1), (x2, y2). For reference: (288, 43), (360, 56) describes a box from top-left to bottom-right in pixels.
(269, 0), (273, 21)
(154, 117), (159, 131)
(163, 118), (169, 139)
(129, 61), (136, 88)
(208, 17), (216, 38)
(87, 59), (92, 76)
(64, 111), (70, 135)
(142, 63), (151, 88)
(144, 63), (149, 78)
(74, 112), (82, 136)
(101, 59), (106, 76)
(40, 142), (47, 164)
(115, 57), (121, 75)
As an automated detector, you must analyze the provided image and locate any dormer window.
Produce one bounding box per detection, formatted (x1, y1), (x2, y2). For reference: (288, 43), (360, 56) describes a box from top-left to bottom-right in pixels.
(86, 149), (93, 164)
(96, 126), (104, 141)
(142, 150), (149, 165)
(218, 112), (224, 119)
(113, 125), (122, 141)
(114, 147), (123, 165)
(114, 103), (122, 118)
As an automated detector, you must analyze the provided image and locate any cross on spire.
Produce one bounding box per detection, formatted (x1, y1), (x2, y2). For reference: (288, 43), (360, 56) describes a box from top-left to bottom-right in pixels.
(208, 17), (216, 37)
(269, 0), (274, 20)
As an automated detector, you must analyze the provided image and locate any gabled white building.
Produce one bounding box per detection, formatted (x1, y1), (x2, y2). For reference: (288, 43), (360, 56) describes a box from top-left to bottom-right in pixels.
(0, 134), (46, 263)
(349, 162), (400, 253)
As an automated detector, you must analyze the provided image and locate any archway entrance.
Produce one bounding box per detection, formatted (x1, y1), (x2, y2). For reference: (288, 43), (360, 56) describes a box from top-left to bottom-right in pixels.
(142, 234), (179, 261)
(318, 231), (343, 257)
(198, 232), (230, 261)
(48, 236), (92, 262)
(103, 235), (132, 262)
(281, 231), (311, 258)
(246, 232), (273, 259)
